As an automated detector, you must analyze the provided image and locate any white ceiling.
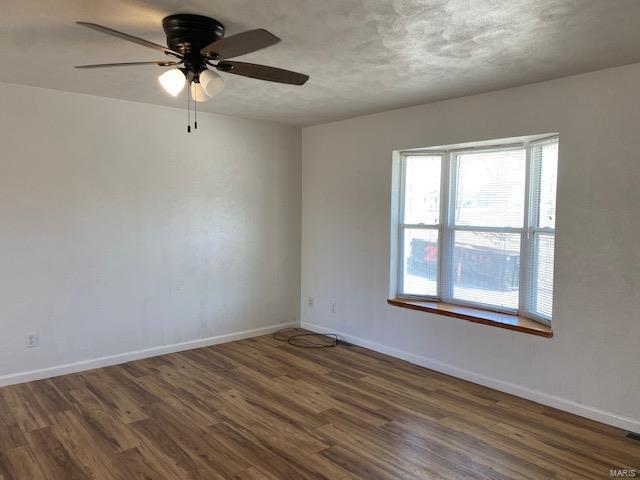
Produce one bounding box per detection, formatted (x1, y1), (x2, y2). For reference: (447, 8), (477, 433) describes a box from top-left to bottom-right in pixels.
(3, 0), (640, 126)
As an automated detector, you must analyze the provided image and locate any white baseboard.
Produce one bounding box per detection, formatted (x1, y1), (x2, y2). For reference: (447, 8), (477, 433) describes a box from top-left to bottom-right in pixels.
(0, 322), (297, 388)
(302, 321), (640, 432)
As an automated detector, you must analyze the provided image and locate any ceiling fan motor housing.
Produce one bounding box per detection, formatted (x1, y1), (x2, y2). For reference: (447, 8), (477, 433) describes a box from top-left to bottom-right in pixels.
(162, 14), (225, 72)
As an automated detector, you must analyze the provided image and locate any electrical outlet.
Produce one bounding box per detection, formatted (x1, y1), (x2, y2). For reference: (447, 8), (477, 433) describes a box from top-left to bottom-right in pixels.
(308, 297), (314, 307)
(25, 333), (39, 348)
(331, 302), (336, 314)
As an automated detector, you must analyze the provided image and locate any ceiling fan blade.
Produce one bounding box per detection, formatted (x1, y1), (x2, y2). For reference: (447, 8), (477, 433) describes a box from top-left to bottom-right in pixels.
(77, 22), (182, 58)
(201, 29), (280, 60)
(75, 61), (180, 69)
(216, 61), (309, 85)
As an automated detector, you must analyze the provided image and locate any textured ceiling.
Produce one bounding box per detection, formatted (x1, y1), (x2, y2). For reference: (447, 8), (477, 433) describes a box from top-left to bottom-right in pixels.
(3, 0), (640, 126)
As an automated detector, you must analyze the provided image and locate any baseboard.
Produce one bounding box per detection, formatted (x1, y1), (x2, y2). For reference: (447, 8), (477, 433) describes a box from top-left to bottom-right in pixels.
(0, 321), (297, 388)
(302, 321), (640, 432)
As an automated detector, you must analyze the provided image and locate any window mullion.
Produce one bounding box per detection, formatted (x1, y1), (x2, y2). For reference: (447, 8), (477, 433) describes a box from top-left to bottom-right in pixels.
(397, 157), (408, 296)
(531, 226), (555, 234)
(397, 226), (405, 296)
(450, 225), (522, 234)
(402, 223), (440, 229)
(439, 152), (454, 301)
(519, 142), (534, 315)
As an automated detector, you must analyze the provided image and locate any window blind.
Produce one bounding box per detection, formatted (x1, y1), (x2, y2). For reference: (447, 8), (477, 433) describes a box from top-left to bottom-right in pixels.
(449, 148), (526, 310)
(525, 138), (558, 320)
(453, 149), (526, 228)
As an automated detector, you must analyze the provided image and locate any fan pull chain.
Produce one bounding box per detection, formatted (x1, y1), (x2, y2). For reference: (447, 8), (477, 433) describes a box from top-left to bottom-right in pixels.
(187, 74), (191, 133)
(194, 91), (198, 130)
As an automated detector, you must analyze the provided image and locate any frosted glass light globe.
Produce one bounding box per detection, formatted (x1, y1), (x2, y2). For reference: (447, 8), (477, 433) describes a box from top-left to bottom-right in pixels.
(199, 69), (225, 97)
(190, 82), (211, 102)
(158, 68), (186, 96)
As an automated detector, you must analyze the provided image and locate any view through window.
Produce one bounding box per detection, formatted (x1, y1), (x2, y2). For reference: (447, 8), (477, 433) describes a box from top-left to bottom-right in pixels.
(397, 136), (558, 323)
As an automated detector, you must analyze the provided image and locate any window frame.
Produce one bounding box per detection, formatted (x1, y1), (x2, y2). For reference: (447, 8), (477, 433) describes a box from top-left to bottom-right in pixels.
(395, 136), (558, 325)
(396, 152), (444, 298)
(523, 136), (558, 325)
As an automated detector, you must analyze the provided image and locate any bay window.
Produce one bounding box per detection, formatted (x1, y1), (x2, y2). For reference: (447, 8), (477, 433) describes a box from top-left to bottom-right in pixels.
(395, 136), (559, 325)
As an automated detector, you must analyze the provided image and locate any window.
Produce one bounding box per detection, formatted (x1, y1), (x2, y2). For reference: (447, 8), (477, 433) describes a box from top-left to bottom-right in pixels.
(396, 136), (558, 324)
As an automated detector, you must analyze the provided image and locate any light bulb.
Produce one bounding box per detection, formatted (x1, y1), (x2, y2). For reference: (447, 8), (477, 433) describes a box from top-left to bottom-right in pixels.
(199, 69), (225, 97)
(190, 82), (211, 102)
(158, 68), (186, 96)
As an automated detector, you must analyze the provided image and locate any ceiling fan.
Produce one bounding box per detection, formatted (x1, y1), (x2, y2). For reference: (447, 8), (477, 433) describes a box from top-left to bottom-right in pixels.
(75, 14), (309, 131)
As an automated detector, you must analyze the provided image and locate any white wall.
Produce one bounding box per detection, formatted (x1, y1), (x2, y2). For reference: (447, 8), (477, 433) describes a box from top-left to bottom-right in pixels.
(301, 63), (640, 431)
(0, 82), (301, 384)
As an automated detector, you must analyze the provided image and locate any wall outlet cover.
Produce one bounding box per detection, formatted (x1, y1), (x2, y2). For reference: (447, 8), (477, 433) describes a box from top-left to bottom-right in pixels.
(25, 334), (39, 348)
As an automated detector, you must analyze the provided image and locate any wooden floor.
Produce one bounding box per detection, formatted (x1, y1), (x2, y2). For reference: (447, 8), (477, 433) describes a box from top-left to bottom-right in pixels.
(0, 330), (638, 479)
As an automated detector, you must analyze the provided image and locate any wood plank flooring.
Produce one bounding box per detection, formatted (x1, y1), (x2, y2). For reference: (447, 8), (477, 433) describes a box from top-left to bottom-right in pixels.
(0, 329), (638, 479)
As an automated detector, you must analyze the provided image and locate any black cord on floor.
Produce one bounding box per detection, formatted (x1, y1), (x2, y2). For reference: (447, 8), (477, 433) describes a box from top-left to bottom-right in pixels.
(273, 328), (338, 348)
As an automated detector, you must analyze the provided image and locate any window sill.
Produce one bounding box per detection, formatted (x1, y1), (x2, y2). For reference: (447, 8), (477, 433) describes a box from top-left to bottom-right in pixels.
(387, 298), (553, 338)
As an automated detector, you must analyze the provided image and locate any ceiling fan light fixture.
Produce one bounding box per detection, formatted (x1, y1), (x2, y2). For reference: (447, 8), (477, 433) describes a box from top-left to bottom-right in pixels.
(190, 81), (211, 102)
(158, 68), (186, 96)
(199, 69), (225, 97)
(76, 15), (308, 132)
